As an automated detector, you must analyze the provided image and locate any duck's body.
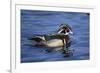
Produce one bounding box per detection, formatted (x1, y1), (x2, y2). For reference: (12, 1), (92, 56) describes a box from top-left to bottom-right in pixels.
(31, 34), (70, 48)
(30, 24), (73, 49)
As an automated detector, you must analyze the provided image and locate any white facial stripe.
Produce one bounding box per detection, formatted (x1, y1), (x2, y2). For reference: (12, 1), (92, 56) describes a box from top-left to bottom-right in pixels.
(58, 29), (63, 33)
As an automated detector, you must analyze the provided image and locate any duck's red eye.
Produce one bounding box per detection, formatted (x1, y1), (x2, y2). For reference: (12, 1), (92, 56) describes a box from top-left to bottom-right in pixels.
(67, 29), (69, 32)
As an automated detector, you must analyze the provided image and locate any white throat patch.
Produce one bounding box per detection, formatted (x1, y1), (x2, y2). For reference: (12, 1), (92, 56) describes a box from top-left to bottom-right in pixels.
(65, 32), (69, 35)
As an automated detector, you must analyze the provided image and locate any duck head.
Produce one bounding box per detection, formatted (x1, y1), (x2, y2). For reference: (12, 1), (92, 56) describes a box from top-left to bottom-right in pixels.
(58, 24), (73, 35)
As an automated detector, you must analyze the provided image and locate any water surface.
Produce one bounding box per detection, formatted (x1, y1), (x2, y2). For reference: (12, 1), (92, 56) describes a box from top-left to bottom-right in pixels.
(21, 10), (89, 63)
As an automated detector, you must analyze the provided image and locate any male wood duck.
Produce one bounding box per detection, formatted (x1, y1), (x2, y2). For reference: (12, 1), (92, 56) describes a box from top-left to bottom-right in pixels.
(30, 24), (73, 49)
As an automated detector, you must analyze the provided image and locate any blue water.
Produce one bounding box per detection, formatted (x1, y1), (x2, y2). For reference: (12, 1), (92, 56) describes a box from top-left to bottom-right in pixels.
(21, 10), (90, 63)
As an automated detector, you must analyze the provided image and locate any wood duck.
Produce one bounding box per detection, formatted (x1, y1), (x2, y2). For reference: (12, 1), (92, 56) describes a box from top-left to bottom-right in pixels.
(30, 24), (73, 49)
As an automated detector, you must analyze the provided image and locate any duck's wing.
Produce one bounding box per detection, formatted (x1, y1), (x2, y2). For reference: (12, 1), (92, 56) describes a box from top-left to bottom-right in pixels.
(29, 36), (45, 42)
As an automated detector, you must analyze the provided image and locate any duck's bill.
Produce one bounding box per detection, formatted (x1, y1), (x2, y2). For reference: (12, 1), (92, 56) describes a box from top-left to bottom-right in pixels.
(69, 31), (73, 34)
